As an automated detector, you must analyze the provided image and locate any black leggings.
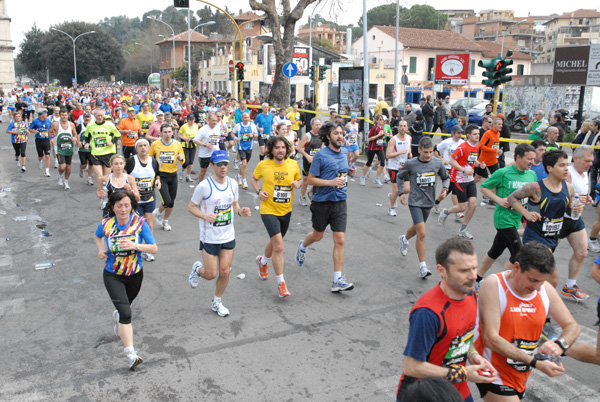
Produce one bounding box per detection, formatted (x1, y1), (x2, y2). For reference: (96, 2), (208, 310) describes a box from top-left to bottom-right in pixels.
(366, 149), (385, 167)
(103, 269), (143, 324)
(158, 172), (178, 208)
(122, 146), (137, 159)
(182, 146), (197, 169)
(487, 227), (522, 263)
(12, 142), (26, 157)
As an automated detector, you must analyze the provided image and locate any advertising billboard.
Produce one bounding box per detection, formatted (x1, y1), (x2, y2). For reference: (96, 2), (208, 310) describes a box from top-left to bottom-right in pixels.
(434, 53), (470, 85)
(338, 67), (364, 114)
(552, 44), (600, 85)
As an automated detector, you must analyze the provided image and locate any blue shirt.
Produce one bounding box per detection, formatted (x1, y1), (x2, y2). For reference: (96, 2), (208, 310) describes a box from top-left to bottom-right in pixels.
(254, 112), (274, 136)
(233, 122), (257, 151)
(30, 118), (52, 139)
(8, 121), (28, 143)
(403, 308), (440, 362)
(159, 103), (173, 114)
(234, 107), (249, 124)
(309, 146), (350, 202)
(531, 162), (547, 180)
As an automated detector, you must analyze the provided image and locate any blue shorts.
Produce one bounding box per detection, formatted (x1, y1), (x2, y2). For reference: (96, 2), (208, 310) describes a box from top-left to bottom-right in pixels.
(137, 200), (156, 216)
(200, 239), (236, 256)
(558, 217), (585, 239)
(346, 144), (359, 153)
(7, 106), (15, 112)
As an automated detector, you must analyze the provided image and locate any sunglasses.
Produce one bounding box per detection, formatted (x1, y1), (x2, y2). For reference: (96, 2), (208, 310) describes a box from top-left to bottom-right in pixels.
(215, 162), (228, 167)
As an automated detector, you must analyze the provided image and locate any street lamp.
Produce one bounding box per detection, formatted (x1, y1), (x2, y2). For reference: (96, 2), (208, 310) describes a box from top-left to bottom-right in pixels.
(501, 20), (525, 56)
(134, 42), (153, 74)
(51, 28), (95, 87)
(188, 21), (216, 96)
(147, 16), (176, 85)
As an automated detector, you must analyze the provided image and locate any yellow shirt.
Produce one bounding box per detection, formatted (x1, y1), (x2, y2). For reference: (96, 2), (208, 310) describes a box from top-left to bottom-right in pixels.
(287, 111), (300, 131)
(149, 139), (184, 174)
(253, 158), (301, 216)
(136, 112), (155, 134)
(179, 123), (199, 148)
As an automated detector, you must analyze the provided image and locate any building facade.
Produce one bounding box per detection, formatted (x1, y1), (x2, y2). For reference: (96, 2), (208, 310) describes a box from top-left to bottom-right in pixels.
(541, 9), (600, 63)
(0, 0), (15, 91)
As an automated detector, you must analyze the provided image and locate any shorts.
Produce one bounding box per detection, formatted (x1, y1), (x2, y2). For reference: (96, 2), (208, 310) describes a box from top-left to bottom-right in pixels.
(310, 200), (347, 233)
(261, 212), (292, 238)
(453, 180), (477, 203)
(523, 229), (557, 252)
(12, 142), (26, 157)
(122, 145), (137, 159)
(57, 154), (73, 165)
(346, 144), (359, 153)
(7, 106), (15, 112)
(137, 200), (156, 216)
(487, 227), (522, 263)
(258, 135), (270, 147)
(238, 148), (252, 162)
(408, 206), (432, 225)
(199, 239), (236, 256)
(90, 153), (113, 167)
(366, 149), (385, 167)
(79, 151), (93, 166)
(476, 383), (525, 400)
(198, 157), (211, 169)
(302, 159), (312, 176)
(475, 162), (499, 179)
(559, 217), (585, 239)
(388, 169), (398, 184)
(35, 138), (51, 157)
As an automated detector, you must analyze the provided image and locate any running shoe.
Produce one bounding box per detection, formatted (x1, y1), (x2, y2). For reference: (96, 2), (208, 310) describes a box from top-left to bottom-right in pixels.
(388, 207), (397, 216)
(79, 169), (84, 178)
(374, 177), (383, 187)
(420, 264), (432, 279)
(189, 261), (202, 288)
(242, 179), (248, 189)
(38, 160), (43, 170)
(162, 221), (172, 231)
(561, 284), (589, 301)
(179, 171), (183, 181)
(438, 209), (449, 225)
(54, 159), (59, 168)
(360, 177), (366, 186)
(16, 159), (20, 167)
(295, 241), (306, 266)
(458, 229), (474, 240)
(332, 276), (354, 292)
(64, 181), (70, 190)
(455, 212), (465, 220)
(44, 171), (51, 177)
(21, 166), (26, 172)
(278, 281), (290, 297)
(588, 239), (600, 253)
(58, 174), (64, 186)
(299, 196), (308, 206)
(87, 177), (94, 186)
(154, 208), (163, 225)
(541, 321), (559, 341)
(127, 352), (143, 370)
(112, 310), (119, 336)
(141, 252), (155, 262)
(399, 235), (409, 256)
(233, 159), (240, 170)
(256, 256), (268, 280)
(237, 174), (242, 186)
(186, 175), (191, 182)
(432, 204), (441, 214)
(366, 168), (372, 178)
(211, 300), (230, 317)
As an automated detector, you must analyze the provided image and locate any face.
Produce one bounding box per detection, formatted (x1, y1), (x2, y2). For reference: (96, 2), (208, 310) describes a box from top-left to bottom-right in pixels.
(439, 252), (478, 296)
(467, 129), (480, 143)
(376, 116), (384, 126)
(94, 110), (105, 123)
(534, 146), (546, 162)
(327, 126), (344, 149)
(60, 111), (68, 121)
(272, 140), (288, 161)
(419, 146), (434, 162)
(53, 107), (60, 115)
(128, 110), (135, 118)
(242, 113), (250, 124)
(262, 103), (269, 113)
(240, 101), (246, 109)
(142, 103), (149, 111)
(398, 120), (408, 134)
(405, 104), (411, 113)
(493, 119), (503, 131)
(161, 126), (173, 140)
(84, 116), (91, 125)
(550, 114), (557, 123)
(136, 142), (149, 156)
(482, 118), (492, 131)
(278, 125), (289, 136)
(212, 161), (228, 178)
(312, 119), (322, 133)
(208, 115), (218, 128)
(485, 105), (493, 113)
(516, 151), (535, 171)
(534, 111), (543, 121)
(293, 104), (298, 112)
(548, 156), (569, 180)
(157, 114), (164, 123)
(14, 113), (21, 122)
(547, 129), (559, 142)
(112, 196), (133, 220)
(574, 152), (594, 173)
(111, 157), (125, 173)
(513, 264), (548, 294)
(452, 131), (462, 141)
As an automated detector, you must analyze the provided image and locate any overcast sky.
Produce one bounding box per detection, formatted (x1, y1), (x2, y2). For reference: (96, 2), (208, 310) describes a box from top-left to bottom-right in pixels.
(6, 0), (600, 55)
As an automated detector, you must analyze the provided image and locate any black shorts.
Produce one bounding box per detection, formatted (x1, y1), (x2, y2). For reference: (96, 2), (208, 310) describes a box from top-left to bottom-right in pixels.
(366, 149), (385, 167)
(122, 145), (137, 159)
(57, 154), (73, 165)
(302, 159), (312, 176)
(559, 217), (585, 239)
(199, 239), (236, 256)
(388, 169), (398, 184)
(261, 212), (292, 238)
(12, 142), (26, 157)
(238, 149), (252, 162)
(475, 162), (499, 178)
(487, 227), (522, 263)
(198, 157), (211, 169)
(258, 135), (270, 147)
(476, 382), (525, 400)
(79, 151), (93, 166)
(409, 206), (432, 224)
(35, 138), (51, 157)
(90, 153), (113, 167)
(310, 200), (347, 233)
(453, 180), (477, 203)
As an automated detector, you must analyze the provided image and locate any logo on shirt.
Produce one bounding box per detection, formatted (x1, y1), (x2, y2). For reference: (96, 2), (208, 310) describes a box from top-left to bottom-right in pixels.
(510, 302), (537, 316)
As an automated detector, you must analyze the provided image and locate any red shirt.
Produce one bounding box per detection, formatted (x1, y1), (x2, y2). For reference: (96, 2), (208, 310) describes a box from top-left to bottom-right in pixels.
(367, 125), (385, 151)
(451, 141), (479, 184)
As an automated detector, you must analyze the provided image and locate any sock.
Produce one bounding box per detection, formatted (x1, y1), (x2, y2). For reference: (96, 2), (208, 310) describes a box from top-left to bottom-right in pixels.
(163, 219), (168, 224)
(460, 224), (468, 231)
(124, 346), (135, 355)
(259, 155), (265, 160)
(333, 271), (342, 282)
(260, 255), (271, 265)
(566, 279), (576, 288)
(419, 261), (427, 268)
(476, 275), (483, 282)
(591, 236), (597, 241)
(276, 274), (284, 284)
(299, 242), (306, 252)
(213, 296), (221, 304)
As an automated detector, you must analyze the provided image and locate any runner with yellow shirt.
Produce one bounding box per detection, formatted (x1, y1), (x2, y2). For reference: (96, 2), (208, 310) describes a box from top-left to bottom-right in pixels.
(83, 109), (122, 178)
(136, 102), (155, 138)
(178, 114), (198, 182)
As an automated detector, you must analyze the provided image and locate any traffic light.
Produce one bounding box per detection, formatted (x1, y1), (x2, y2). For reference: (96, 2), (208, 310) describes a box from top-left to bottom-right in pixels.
(318, 64), (330, 81)
(236, 62), (244, 81)
(309, 64), (316, 81)
(229, 71), (233, 81)
(174, 0), (189, 7)
(497, 50), (514, 84)
(185, 69), (189, 79)
(479, 58), (502, 87)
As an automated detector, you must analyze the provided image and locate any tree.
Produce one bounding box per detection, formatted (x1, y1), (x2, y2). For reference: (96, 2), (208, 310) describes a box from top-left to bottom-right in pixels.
(356, 3), (447, 32)
(17, 24), (48, 84)
(100, 16), (143, 46)
(249, 0), (318, 107)
(312, 38), (337, 53)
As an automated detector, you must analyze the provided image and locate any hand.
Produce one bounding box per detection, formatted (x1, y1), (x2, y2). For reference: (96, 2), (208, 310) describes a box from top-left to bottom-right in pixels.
(107, 141), (113, 147)
(581, 194), (593, 205)
(177, 154), (184, 161)
(50, 139), (55, 146)
(239, 207), (251, 217)
(348, 167), (356, 177)
(466, 363), (497, 383)
(573, 202), (584, 214)
(206, 143), (213, 150)
(525, 211), (542, 222)
(155, 180), (161, 190)
(97, 250), (108, 259)
(497, 149), (503, 157)
(331, 177), (346, 187)
(440, 188), (448, 197)
(205, 213), (217, 224)
(291, 180), (302, 189)
(123, 183), (132, 191)
(536, 359), (565, 378)
(258, 190), (269, 201)
(478, 161), (486, 169)
(464, 167), (474, 176)
(469, 353), (497, 379)
(399, 193), (408, 205)
(538, 340), (564, 358)
(117, 239), (137, 251)
(306, 155), (313, 164)
(84, 144), (90, 150)
(97, 190), (107, 199)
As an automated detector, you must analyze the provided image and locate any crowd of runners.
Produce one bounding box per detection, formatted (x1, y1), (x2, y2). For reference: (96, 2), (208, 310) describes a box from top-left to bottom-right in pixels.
(4, 85), (600, 399)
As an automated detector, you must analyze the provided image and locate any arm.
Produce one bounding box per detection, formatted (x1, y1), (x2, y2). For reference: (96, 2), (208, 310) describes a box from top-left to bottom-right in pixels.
(48, 122), (58, 139)
(187, 200), (217, 224)
(94, 234), (108, 260)
(507, 181), (542, 221)
(386, 138), (405, 159)
(306, 173), (346, 188)
(543, 283), (581, 356)
(479, 133), (494, 153)
(232, 200), (251, 217)
(125, 175), (140, 201)
(296, 135), (312, 162)
(251, 175), (268, 201)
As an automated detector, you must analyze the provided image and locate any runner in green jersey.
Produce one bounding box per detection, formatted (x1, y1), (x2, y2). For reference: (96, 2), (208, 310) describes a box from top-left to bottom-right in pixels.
(83, 108), (122, 178)
(476, 143), (537, 286)
(50, 108), (77, 190)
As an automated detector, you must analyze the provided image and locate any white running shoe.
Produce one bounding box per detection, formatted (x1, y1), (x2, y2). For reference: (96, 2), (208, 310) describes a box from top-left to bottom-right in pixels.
(388, 207), (397, 216)
(237, 174), (242, 186)
(87, 177), (94, 186)
(432, 204), (441, 214)
(58, 174), (64, 186)
(44, 170), (51, 177)
(189, 261), (202, 288)
(21, 166), (26, 172)
(212, 300), (230, 317)
(455, 212), (465, 220)
(64, 181), (70, 190)
(458, 229), (474, 240)
(374, 178), (383, 188)
(588, 239), (600, 253)
(242, 179), (248, 189)
(16, 160), (21, 167)
(38, 160), (43, 170)
(162, 221), (172, 231)
(54, 159), (59, 168)
(299, 196), (308, 206)
(154, 208), (163, 225)
(399, 235), (409, 256)
(420, 264), (432, 279)
(112, 310), (120, 336)
(127, 352), (143, 370)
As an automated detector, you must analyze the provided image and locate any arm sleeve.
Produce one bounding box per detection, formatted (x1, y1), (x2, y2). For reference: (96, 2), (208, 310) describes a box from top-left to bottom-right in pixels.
(479, 133), (493, 152)
(403, 308), (441, 362)
(152, 158), (160, 175)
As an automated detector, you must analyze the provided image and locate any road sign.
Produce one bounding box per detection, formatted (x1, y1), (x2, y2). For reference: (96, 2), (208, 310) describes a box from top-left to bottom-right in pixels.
(283, 62), (298, 78)
(229, 60), (234, 73)
(401, 75), (408, 85)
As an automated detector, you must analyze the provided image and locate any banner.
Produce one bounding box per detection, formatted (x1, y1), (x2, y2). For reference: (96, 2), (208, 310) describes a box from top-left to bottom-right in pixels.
(338, 67), (364, 114)
(435, 53), (470, 85)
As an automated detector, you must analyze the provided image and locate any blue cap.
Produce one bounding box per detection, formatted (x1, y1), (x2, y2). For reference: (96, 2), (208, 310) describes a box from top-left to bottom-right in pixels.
(350, 113), (357, 118)
(38, 109), (48, 115)
(210, 150), (229, 164)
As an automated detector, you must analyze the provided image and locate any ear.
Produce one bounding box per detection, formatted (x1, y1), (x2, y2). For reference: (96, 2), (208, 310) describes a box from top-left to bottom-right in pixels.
(436, 264), (446, 278)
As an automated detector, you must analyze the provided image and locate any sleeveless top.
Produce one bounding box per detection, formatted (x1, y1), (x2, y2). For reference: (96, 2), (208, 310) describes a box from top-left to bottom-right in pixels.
(346, 122), (359, 146)
(524, 179), (569, 248)
(303, 133), (322, 159)
(129, 156), (155, 203)
(388, 134), (411, 171)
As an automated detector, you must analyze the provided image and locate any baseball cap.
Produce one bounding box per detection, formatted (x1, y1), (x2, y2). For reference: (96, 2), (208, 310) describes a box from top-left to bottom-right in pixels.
(83, 113), (91, 117)
(127, 107), (135, 112)
(104, 114), (113, 120)
(186, 114), (195, 119)
(156, 111), (164, 116)
(451, 125), (464, 134)
(210, 150), (229, 164)
(496, 113), (505, 119)
(38, 109), (48, 115)
(350, 113), (357, 118)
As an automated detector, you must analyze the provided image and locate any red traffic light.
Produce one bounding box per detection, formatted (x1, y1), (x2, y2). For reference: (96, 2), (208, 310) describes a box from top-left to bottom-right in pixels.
(494, 60), (506, 71)
(236, 62), (244, 69)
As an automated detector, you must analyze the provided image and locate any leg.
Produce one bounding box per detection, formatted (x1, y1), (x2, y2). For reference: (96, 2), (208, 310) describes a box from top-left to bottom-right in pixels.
(266, 234), (285, 276)
(240, 160), (248, 180)
(215, 249), (233, 298)
(198, 167), (208, 182)
(332, 231), (345, 272)
(566, 229), (588, 282)
(302, 230), (324, 248)
(390, 182), (399, 208)
(414, 222), (427, 263)
(462, 197), (478, 226)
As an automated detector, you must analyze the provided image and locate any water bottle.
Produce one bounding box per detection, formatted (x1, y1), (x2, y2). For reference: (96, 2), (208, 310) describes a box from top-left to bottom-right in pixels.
(35, 262), (54, 270)
(570, 195), (581, 220)
(100, 183), (108, 210)
(13, 216), (26, 221)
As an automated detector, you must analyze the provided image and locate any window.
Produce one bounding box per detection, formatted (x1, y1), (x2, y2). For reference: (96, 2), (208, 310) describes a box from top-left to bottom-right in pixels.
(384, 84), (394, 101)
(409, 56), (417, 74)
(517, 64), (524, 75)
(427, 58), (435, 80)
(183, 45), (193, 62)
(369, 83), (378, 99)
(245, 22), (253, 29)
(470, 59), (476, 75)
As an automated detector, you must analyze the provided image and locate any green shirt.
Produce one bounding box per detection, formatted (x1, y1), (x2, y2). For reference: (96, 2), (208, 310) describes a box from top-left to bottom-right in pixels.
(56, 132), (74, 156)
(84, 121), (121, 156)
(527, 119), (549, 141)
(79, 128), (90, 153)
(481, 164), (537, 229)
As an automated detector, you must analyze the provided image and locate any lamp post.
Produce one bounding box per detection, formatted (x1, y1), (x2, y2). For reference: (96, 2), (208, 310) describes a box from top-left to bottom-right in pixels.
(501, 20), (524, 56)
(134, 42), (153, 74)
(147, 16), (176, 87)
(189, 20), (216, 97)
(51, 28), (95, 87)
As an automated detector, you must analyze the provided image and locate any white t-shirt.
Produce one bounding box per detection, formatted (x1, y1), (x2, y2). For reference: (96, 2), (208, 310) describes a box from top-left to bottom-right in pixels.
(437, 138), (465, 169)
(194, 123), (221, 158)
(191, 176), (239, 244)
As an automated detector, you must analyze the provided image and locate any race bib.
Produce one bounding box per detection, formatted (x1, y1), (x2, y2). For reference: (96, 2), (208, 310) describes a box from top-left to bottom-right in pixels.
(541, 218), (563, 237)
(416, 172), (436, 188)
(94, 137), (107, 147)
(376, 138), (384, 146)
(136, 178), (153, 201)
(506, 338), (538, 372)
(109, 233), (137, 257)
(213, 205), (232, 227)
(442, 328), (474, 367)
(262, 134), (269, 140)
(210, 134), (219, 146)
(467, 152), (478, 164)
(310, 149), (319, 156)
(336, 172), (348, 189)
(142, 121), (149, 130)
(60, 142), (72, 150)
(349, 135), (357, 145)
(273, 185), (292, 203)
(241, 134), (251, 141)
(492, 143), (500, 150)
(127, 131), (137, 139)
(160, 151), (175, 164)
(40, 130), (48, 138)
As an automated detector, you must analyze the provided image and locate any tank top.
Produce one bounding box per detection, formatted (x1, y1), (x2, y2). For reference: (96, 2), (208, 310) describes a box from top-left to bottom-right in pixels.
(568, 165), (588, 197)
(106, 173), (130, 196)
(56, 121), (74, 154)
(346, 122), (359, 146)
(387, 134), (411, 170)
(475, 271), (549, 393)
(130, 156), (156, 203)
(200, 177), (236, 244)
(525, 179), (569, 244)
(304, 133), (322, 159)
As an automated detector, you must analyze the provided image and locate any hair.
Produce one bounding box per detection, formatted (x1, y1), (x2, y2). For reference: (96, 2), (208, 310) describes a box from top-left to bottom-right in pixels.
(492, 117), (503, 125)
(109, 154), (126, 166)
(107, 190), (138, 218)
(514, 143), (535, 159)
(573, 144), (594, 158)
(435, 237), (476, 268)
(160, 123), (173, 133)
(543, 149), (568, 173)
(265, 135), (292, 159)
(552, 112), (562, 122)
(530, 139), (546, 150)
(391, 107), (400, 118)
(580, 120), (592, 133)
(486, 103), (493, 109)
(374, 113), (383, 122)
(311, 117), (321, 126)
(482, 116), (493, 125)
(403, 377), (463, 402)
(593, 120), (600, 130)
(458, 116), (467, 125)
(59, 107), (68, 114)
(418, 136), (433, 149)
(319, 120), (344, 146)
(516, 241), (555, 274)
(276, 122), (288, 133)
(464, 124), (479, 136)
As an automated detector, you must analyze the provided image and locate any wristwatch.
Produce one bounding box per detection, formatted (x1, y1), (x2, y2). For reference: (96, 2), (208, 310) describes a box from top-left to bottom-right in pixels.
(256, 188), (261, 195)
(136, 244), (140, 251)
(555, 338), (569, 355)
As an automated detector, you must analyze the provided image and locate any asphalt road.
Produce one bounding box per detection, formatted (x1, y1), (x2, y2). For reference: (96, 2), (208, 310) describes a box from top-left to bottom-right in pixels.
(0, 121), (599, 401)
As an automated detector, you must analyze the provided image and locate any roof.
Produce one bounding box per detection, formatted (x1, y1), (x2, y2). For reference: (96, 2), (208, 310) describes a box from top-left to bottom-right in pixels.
(548, 9), (600, 22)
(476, 41), (534, 60)
(155, 30), (219, 45)
(372, 26), (483, 52)
(235, 11), (263, 21)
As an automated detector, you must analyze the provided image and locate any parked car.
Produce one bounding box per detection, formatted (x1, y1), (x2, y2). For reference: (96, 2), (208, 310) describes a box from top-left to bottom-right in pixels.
(467, 102), (502, 126)
(450, 97), (487, 117)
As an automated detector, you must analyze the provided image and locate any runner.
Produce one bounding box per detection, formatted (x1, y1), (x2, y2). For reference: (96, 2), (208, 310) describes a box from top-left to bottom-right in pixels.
(193, 112), (220, 183)
(344, 114), (361, 172)
(475, 143), (537, 288)
(145, 111), (165, 142)
(94, 190), (158, 370)
(7, 111), (28, 172)
(29, 109), (53, 177)
(476, 242), (580, 401)
(83, 108), (122, 179)
(432, 125), (464, 215)
(231, 112), (259, 189)
(386, 120), (411, 216)
(178, 113), (198, 182)
(295, 121), (356, 292)
(49, 106), (61, 168)
(150, 124), (185, 231)
(188, 150), (251, 317)
(252, 136), (301, 297)
(476, 117), (503, 186)
(296, 118), (322, 206)
(254, 102), (274, 161)
(397, 137), (450, 279)
(136, 101), (154, 137)
(76, 113), (95, 185)
(98, 155), (140, 218)
(117, 107), (142, 159)
(396, 238), (497, 402)
(360, 114), (387, 187)
(49, 108), (78, 190)
(530, 140), (548, 180)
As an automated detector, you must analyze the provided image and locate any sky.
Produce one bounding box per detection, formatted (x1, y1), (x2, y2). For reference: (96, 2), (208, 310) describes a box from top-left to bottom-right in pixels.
(6, 0), (600, 55)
